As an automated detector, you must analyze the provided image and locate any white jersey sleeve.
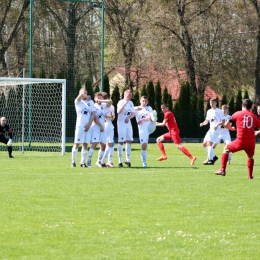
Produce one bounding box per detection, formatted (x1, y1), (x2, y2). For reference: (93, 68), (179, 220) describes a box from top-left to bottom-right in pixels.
(117, 100), (135, 125)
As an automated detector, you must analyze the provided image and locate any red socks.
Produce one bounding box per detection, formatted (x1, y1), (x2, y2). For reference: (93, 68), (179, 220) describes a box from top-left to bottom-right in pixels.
(247, 159), (254, 179)
(158, 142), (166, 156)
(221, 153), (229, 170)
(180, 146), (192, 158)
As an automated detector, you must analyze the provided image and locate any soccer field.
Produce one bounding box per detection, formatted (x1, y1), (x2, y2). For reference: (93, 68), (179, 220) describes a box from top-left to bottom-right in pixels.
(1, 143), (260, 259)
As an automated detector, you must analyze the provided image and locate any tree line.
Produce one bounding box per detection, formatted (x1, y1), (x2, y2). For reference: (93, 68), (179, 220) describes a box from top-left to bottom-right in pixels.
(1, 0), (260, 104)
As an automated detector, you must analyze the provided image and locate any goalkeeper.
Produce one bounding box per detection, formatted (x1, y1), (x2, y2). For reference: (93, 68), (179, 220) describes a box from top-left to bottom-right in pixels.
(0, 117), (14, 158)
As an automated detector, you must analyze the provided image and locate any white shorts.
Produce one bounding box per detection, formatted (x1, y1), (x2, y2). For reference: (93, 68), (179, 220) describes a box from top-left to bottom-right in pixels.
(106, 129), (114, 144)
(139, 130), (149, 145)
(91, 129), (106, 144)
(214, 132), (231, 145)
(117, 123), (133, 142)
(74, 127), (91, 144)
(204, 130), (220, 144)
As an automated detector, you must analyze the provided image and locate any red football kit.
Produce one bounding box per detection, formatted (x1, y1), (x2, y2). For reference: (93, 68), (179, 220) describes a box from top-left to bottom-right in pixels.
(162, 111), (181, 144)
(227, 110), (260, 157)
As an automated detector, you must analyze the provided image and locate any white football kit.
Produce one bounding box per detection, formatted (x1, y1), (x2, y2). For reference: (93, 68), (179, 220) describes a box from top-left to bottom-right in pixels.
(204, 107), (224, 143)
(135, 106), (156, 145)
(117, 99), (135, 142)
(104, 105), (115, 144)
(90, 103), (108, 144)
(74, 99), (95, 144)
(214, 114), (232, 145)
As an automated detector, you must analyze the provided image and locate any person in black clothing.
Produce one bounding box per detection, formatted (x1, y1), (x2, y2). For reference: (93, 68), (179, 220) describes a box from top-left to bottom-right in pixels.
(0, 117), (14, 158)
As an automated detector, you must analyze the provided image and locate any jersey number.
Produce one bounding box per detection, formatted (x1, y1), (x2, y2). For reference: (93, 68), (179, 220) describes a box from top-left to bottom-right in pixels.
(243, 115), (253, 129)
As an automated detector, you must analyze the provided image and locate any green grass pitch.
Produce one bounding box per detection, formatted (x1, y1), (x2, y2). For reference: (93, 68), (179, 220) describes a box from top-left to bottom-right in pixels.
(1, 143), (260, 259)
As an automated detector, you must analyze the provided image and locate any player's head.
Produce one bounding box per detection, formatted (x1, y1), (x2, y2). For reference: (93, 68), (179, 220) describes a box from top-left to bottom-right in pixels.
(257, 105), (260, 115)
(124, 89), (133, 101)
(221, 104), (228, 114)
(140, 96), (148, 106)
(161, 103), (169, 112)
(242, 99), (253, 110)
(94, 92), (103, 104)
(0, 117), (7, 126)
(210, 98), (217, 108)
(102, 92), (108, 100)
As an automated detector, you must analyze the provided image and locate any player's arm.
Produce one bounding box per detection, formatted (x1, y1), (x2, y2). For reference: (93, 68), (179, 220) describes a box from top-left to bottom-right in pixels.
(125, 111), (136, 123)
(255, 130), (260, 136)
(98, 99), (112, 108)
(94, 116), (104, 132)
(76, 93), (88, 102)
(117, 100), (128, 114)
(200, 119), (209, 127)
(84, 111), (96, 132)
(214, 119), (225, 130)
(225, 120), (236, 131)
(156, 119), (166, 127)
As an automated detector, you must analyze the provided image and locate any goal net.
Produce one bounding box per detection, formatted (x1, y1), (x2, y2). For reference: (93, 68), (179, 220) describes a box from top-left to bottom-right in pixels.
(0, 78), (66, 155)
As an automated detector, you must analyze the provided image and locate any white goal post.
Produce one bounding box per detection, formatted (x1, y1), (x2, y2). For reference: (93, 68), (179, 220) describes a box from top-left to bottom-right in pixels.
(0, 78), (66, 155)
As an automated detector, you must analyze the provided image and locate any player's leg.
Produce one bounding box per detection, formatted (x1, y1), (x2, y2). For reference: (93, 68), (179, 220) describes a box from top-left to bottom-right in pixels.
(71, 127), (83, 167)
(139, 130), (149, 167)
(223, 134), (232, 164)
(245, 143), (255, 179)
(215, 140), (239, 176)
(80, 131), (91, 167)
(117, 125), (126, 167)
(156, 133), (169, 161)
(174, 135), (196, 165)
(96, 132), (106, 166)
(148, 121), (156, 135)
(105, 129), (115, 167)
(80, 143), (89, 167)
(124, 124), (133, 167)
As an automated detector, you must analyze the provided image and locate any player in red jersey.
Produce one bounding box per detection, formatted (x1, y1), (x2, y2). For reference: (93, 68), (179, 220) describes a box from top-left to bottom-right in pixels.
(215, 99), (260, 179)
(156, 104), (196, 165)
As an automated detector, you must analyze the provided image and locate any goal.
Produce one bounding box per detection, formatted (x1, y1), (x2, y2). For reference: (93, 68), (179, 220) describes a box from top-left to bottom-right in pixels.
(0, 78), (66, 155)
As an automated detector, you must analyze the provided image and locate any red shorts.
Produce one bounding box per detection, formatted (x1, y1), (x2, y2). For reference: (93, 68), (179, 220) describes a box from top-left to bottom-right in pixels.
(227, 139), (255, 158)
(163, 130), (181, 144)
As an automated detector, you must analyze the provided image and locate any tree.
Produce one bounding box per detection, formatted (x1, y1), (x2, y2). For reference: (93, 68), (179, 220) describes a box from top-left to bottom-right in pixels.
(235, 89), (243, 112)
(104, 75), (110, 97)
(228, 96), (235, 115)
(244, 89), (249, 99)
(154, 81), (162, 112)
(104, 0), (146, 89)
(153, 0), (218, 94)
(140, 84), (147, 97)
(178, 82), (191, 137)
(85, 77), (93, 99)
(191, 92), (199, 137)
(146, 80), (155, 109)
(40, 1), (97, 98)
(221, 94), (228, 106)
(132, 90), (140, 106)
(0, 0), (30, 76)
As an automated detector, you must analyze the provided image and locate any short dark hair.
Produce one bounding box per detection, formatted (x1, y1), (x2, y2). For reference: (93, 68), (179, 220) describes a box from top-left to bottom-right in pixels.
(161, 103), (169, 108)
(242, 99), (253, 110)
(210, 98), (217, 102)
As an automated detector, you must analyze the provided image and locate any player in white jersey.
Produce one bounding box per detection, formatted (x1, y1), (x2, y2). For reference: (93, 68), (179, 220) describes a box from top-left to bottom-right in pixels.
(71, 87), (95, 168)
(200, 98), (225, 165)
(86, 92), (112, 168)
(117, 89), (136, 167)
(212, 105), (235, 164)
(134, 96), (157, 167)
(100, 92), (116, 167)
